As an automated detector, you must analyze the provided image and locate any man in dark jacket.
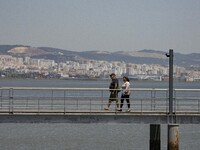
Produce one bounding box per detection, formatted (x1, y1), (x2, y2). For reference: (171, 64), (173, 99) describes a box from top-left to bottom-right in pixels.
(104, 73), (120, 110)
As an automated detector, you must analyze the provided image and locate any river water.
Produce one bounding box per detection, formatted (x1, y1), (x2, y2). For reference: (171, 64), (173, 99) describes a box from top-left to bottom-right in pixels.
(0, 79), (200, 150)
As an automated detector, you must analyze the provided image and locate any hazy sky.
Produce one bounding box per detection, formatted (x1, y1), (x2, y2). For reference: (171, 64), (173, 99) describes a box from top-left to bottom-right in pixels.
(0, 0), (200, 53)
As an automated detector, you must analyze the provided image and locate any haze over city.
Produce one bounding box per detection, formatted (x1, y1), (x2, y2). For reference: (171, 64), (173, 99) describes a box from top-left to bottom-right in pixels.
(0, 0), (200, 54)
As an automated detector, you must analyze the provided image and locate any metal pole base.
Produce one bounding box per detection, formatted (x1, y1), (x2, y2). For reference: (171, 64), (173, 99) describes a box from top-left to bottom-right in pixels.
(168, 124), (179, 150)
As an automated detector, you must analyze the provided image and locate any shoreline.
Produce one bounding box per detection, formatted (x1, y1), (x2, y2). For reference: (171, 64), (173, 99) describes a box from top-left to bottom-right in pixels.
(0, 77), (199, 83)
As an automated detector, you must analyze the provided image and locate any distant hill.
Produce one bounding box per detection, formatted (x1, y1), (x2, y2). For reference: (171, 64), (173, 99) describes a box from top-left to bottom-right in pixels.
(78, 50), (168, 66)
(0, 45), (199, 68)
(8, 46), (49, 56)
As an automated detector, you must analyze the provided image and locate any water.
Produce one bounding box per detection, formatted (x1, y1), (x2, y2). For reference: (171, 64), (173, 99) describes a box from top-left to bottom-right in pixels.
(0, 79), (200, 150)
(1, 79), (199, 89)
(0, 123), (200, 150)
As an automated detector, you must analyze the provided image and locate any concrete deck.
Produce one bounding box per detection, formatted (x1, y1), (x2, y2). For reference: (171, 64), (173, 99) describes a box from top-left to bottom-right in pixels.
(0, 111), (200, 124)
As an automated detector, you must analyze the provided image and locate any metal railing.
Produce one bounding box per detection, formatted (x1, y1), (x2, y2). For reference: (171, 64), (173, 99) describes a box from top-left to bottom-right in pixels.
(0, 87), (199, 114)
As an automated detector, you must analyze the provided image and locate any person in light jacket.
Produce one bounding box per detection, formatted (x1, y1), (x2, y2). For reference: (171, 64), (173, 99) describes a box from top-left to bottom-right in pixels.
(119, 76), (131, 112)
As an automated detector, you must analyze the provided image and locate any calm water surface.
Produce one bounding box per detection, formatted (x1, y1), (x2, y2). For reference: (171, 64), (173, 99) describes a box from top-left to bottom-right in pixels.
(0, 79), (200, 150)
(0, 79), (200, 89)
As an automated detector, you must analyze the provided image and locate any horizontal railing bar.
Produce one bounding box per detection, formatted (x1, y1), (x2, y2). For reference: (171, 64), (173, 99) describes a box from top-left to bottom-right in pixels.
(174, 89), (200, 91)
(0, 87), (199, 92)
(0, 87), (196, 91)
(0, 87), (108, 90)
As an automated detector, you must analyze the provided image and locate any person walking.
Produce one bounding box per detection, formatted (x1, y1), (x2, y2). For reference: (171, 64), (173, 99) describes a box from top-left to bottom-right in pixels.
(104, 73), (120, 110)
(119, 76), (131, 112)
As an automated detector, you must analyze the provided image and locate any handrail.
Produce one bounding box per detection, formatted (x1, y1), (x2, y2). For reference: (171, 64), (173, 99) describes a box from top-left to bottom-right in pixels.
(0, 86), (199, 91)
(0, 87), (199, 114)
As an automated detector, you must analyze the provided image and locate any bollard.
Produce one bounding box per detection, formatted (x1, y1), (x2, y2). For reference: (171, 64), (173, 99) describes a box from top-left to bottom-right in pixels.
(150, 124), (160, 150)
(168, 124), (179, 150)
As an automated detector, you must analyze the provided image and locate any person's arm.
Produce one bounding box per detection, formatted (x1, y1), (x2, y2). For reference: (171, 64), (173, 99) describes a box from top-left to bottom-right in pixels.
(114, 79), (120, 93)
(114, 82), (118, 89)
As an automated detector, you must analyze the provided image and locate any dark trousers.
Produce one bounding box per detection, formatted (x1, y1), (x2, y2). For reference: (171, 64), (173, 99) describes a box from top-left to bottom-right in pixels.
(106, 92), (119, 108)
(120, 94), (130, 109)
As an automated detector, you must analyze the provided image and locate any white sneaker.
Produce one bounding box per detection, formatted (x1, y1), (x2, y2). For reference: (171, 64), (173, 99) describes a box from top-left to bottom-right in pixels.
(126, 109), (131, 112)
(104, 107), (109, 110)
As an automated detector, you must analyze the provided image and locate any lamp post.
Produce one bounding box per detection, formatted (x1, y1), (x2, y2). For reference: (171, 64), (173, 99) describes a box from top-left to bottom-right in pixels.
(166, 49), (174, 114)
(166, 49), (179, 150)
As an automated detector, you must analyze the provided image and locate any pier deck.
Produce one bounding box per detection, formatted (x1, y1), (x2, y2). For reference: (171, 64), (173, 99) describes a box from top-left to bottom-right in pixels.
(0, 87), (200, 124)
(0, 111), (200, 124)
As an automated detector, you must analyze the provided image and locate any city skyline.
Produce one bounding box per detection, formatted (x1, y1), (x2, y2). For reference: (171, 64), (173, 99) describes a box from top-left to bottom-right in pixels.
(0, 0), (200, 54)
(0, 52), (199, 82)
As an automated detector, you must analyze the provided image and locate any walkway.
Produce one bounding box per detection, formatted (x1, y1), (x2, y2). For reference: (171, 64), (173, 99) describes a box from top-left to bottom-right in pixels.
(0, 87), (200, 124)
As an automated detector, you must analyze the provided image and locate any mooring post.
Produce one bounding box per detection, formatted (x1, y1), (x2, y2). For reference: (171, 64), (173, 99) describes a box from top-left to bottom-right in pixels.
(150, 124), (160, 150)
(168, 124), (179, 150)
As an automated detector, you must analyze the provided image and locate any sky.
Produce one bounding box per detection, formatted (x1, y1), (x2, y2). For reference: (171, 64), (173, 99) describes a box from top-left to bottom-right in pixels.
(0, 0), (200, 54)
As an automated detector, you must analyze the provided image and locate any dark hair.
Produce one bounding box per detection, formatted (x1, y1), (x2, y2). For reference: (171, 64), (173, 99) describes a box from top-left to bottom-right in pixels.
(123, 76), (130, 82)
(110, 73), (116, 77)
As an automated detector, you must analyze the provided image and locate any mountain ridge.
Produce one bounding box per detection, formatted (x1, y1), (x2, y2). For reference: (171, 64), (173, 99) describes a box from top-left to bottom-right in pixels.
(0, 45), (199, 68)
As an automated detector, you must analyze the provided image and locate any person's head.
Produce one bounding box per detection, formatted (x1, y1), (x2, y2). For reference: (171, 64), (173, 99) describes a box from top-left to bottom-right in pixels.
(123, 76), (130, 82)
(110, 73), (116, 80)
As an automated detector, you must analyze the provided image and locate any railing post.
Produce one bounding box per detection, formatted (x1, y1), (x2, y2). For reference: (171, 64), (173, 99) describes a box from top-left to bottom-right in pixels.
(101, 90), (103, 110)
(151, 89), (156, 111)
(38, 98), (40, 114)
(174, 90), (177, 113)
(166, 90), (168, 113)
(64, 90), (66, 114)
(0, 88), (2, 108)
(151, 90), (153, 111)
(90, 99), (92, 112)
(51, 90), (54, 110)
(9, 88), (14, 114)
(76, 97), (78, 110)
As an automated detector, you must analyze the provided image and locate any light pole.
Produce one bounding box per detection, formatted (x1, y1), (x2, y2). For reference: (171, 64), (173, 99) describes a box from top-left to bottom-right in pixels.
(166, 49), (174, 114)
(166, 49), (179, 150)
